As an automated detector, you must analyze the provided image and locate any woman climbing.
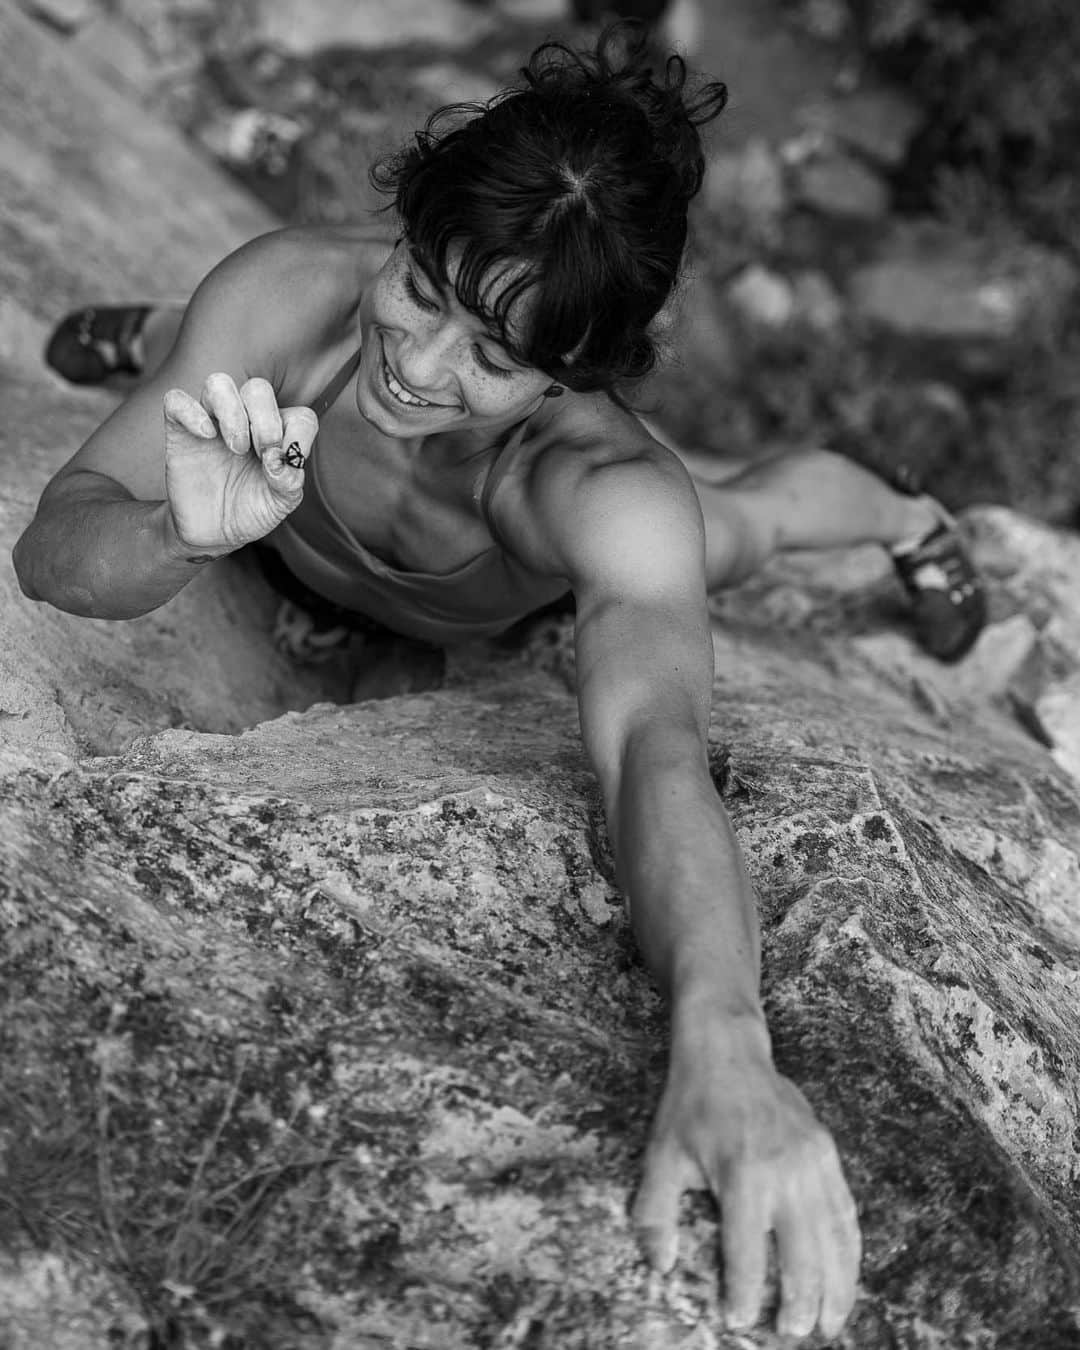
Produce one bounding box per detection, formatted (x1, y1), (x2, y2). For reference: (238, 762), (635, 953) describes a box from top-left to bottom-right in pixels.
(17, 22), (983, 1338)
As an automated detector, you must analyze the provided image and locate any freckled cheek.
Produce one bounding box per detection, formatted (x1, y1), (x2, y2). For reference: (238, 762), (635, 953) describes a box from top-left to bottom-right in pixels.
(384, 275), (411, 313)
(466, 374), (541, 417)
(364, 276), (408, 331)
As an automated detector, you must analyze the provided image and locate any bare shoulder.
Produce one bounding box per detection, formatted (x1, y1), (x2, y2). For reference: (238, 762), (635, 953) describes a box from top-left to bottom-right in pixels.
(505, 393), (705, 591)
(214, 222), (393, 301)
(42, 224), (394, 503)
(180, 223), (393, 370)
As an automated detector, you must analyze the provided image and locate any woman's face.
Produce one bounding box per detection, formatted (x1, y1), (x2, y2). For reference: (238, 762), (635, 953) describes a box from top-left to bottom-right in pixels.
(355, 240), (554, 438)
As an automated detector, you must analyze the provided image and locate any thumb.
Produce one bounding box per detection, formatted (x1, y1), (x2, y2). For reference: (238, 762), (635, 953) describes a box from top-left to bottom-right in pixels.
(631, 1133), (694, 1274)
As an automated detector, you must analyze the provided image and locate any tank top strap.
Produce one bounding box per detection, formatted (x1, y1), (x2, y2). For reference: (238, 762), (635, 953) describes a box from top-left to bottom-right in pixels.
(310, 346), (363, 419)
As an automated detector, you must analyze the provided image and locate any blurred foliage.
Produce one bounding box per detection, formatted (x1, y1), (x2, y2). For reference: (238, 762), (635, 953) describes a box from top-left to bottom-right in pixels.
(769, 0), (1080, 522)
(800, 0), (1080, 256)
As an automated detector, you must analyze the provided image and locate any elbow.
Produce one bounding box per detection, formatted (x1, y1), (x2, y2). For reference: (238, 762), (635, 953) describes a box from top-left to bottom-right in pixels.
(12, 523), (111, 617)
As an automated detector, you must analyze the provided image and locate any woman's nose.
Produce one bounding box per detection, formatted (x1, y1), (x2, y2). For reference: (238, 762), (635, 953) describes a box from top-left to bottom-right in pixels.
(396, 322), (459, 391)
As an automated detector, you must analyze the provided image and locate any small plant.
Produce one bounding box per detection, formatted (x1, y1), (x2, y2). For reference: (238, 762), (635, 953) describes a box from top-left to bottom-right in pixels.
(1, 1035), (341, 1349)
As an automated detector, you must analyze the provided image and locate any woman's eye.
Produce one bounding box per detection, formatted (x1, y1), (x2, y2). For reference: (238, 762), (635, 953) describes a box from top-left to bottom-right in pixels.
(404, 272), (439, 312)
(474, 346), (514, 378)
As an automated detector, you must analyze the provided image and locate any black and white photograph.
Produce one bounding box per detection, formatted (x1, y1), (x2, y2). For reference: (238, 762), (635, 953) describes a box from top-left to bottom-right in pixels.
(2, 0), (1079, 1345)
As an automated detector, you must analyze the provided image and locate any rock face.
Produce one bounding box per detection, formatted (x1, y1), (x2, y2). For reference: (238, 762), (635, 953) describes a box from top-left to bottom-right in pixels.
(3, 8), (1080, 1350)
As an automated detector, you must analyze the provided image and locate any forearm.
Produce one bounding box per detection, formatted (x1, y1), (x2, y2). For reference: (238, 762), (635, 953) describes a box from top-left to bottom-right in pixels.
(610, 720), (765, 1029)
(13, 494), (223, 619)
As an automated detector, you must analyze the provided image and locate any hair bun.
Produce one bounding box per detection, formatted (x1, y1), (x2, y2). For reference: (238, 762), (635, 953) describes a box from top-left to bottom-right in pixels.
(371, 20), (729, 401)
(524, 20), (728, 202)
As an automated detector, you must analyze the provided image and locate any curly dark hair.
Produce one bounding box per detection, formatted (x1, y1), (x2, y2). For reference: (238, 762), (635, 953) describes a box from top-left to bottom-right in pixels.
(370, 22), (728, 398)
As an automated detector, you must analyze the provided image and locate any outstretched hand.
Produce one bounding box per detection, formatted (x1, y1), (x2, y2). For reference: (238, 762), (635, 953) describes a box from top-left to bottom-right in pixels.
(632, 1020), (860, 1340)
(163, 372), (318, 554)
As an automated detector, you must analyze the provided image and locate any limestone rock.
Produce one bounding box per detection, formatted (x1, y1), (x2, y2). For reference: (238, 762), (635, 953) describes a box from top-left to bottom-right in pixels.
(0, 4), (382, 757)
(65, 9), (162, 100)
(1038, 672), (1080, 785)
(968, 507), (1080, 649)
(17, 0), (97, 34)
(8, 633), (1080, 1347)
(0, 1252), (147, 1349)
(976, 510), (1080, 778)
(852, 612), (1040, 723)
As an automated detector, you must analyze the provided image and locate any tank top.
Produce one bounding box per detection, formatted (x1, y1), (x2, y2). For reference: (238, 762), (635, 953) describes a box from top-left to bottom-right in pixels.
(266, 348), (570, 645)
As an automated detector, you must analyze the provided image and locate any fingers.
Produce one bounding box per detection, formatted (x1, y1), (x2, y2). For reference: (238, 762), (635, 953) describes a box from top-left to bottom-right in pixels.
(773, 1186), (823, 1339)
(631, 1133), (695, 1275)
(240, 376), (284, 461)
(201, 372), (254, 455)
(773, 1136), (861, 1341)
(637, 1058), (861, 1342)
(261, 404), (319, 485)
(719, 1168), (770, 1332)
(817, 1165), (861, 1339)
(192, 373), (318, 486)
(163, 387), (217, 439)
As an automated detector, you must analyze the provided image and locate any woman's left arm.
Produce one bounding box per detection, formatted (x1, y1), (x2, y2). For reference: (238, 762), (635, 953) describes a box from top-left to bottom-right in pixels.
(562, 456), (860, 1341)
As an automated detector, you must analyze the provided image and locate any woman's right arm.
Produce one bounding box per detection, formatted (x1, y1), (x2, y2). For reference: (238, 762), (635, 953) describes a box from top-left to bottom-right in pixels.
(13, 383), (317, 618)
(13, 231), (326, 619)
(13, 476), (229, 619)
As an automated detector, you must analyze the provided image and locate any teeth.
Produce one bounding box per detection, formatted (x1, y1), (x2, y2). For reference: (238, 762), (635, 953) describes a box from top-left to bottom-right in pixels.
(384, 361), (430, 407)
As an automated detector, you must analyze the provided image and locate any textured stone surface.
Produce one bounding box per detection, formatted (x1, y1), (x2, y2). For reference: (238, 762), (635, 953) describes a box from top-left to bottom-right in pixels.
(4, 8), (1080, 1350)
(0, 5), (353, 761)
(7, 595), (1080, 1348)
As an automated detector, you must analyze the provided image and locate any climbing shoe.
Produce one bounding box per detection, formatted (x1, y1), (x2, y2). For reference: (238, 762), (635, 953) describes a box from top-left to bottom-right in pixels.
(44, 304), (151, 385)
(892, 520), (987, 662)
